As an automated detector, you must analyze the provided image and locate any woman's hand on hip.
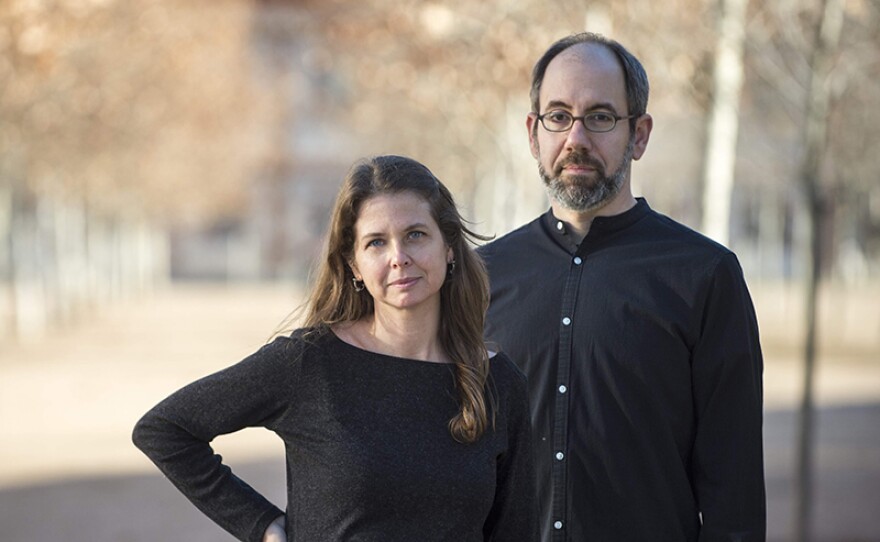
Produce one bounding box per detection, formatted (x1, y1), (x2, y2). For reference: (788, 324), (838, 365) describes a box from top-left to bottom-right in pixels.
(262, 515), (286, 542)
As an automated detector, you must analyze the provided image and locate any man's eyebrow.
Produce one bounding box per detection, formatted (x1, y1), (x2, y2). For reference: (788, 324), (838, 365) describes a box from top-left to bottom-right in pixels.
(543, 99), (573, 111)
(543, 100), (621, 114)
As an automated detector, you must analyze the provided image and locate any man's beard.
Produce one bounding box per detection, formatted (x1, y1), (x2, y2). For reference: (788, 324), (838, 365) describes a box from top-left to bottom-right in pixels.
(539, 136), (635, 212)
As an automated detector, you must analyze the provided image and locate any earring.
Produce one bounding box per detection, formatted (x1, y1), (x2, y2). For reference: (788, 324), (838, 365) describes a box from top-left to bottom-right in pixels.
(352, 277), (365, 292)
(447, 259), (456, 277)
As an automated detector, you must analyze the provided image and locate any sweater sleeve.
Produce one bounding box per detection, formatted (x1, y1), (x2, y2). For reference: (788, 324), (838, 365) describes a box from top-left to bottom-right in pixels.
(483, 356), (540, 542)
(691, 253), (766, 541)
(132, 337), (299, 542)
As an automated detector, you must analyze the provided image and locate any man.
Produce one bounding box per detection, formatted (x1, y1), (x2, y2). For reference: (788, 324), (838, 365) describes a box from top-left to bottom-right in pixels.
(479, 32), (766, 541)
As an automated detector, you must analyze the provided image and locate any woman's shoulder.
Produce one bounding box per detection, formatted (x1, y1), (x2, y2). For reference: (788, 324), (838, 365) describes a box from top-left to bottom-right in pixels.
(259, 326), (335, 361)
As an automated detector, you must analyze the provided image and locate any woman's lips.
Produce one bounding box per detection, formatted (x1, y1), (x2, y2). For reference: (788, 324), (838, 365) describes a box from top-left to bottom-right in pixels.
(389, 277), (419, 287)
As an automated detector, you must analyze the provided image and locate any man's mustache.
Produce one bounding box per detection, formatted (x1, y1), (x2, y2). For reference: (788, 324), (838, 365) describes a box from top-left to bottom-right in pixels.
(556, 150), (603, 175)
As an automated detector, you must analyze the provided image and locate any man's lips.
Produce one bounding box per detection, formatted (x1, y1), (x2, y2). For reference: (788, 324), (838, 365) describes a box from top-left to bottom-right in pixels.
(556, 159), (602, 176)
(563, 164), (596, 172)
(558, 152), (603, 175)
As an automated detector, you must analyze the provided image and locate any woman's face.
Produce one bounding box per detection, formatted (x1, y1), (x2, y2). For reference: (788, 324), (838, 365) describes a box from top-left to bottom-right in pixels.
(350, 191), (452, 316)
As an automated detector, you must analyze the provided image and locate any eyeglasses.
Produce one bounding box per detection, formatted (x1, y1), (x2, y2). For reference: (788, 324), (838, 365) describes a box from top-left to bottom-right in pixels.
(535, 110), (637, 133)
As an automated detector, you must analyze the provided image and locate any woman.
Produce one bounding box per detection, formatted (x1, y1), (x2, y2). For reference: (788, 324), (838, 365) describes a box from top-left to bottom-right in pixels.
(132, 155), (537, 542)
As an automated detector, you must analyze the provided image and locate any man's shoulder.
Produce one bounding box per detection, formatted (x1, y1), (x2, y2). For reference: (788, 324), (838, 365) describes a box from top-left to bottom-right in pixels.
(642, 207), (733, 257)
(478, 215), (546, 259)
(635, 208), (752, 285)
(488, 351), (530, 400)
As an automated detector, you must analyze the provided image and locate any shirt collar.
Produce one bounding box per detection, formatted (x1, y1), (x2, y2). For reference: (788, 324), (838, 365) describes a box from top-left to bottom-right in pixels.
(541, 198), (651, 252)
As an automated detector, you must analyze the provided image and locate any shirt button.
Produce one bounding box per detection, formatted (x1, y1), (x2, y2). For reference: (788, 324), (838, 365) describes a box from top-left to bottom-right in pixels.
(556, 221), (564, 231)
(562, 317), (571, 326)
(559, 385), (567, 394)
(554, 521), (563, 530)
(573, 257), (582, 265)
(556, 452), (565, 460)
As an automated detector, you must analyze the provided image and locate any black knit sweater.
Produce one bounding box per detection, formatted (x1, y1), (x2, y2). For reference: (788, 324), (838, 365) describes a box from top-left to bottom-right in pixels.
(132, 329), (537, 542)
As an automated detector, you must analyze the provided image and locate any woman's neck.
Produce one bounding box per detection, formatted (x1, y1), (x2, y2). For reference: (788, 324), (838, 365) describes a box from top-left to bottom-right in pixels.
(338, 304), (448, 363)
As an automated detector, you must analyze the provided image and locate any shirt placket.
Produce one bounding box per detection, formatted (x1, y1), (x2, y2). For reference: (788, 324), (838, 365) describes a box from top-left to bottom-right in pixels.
(551, 252), (585, 541)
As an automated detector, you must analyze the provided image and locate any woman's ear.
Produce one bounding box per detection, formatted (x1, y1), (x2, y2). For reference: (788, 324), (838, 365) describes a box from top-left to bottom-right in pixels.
(349, 261), (361, 280)
(446, 246), (454, 264)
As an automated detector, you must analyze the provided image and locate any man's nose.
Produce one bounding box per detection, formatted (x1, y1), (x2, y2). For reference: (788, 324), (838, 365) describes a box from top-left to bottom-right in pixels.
(565, 119), (594, 151)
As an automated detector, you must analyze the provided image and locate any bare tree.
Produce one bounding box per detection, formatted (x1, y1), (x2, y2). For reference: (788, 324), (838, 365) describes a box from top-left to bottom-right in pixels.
(0, 0), (275, 341)
(793, 0), (845, 539)
(293, 0), (716, 237)
(701, 0), (749, 245)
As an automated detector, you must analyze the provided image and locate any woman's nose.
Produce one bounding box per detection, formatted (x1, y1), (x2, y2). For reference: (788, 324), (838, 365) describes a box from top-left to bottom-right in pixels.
(390, 246), (412, 267)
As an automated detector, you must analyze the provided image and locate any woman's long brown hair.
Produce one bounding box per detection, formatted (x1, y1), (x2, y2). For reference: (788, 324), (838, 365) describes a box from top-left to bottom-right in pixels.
(301, 155), (494, 443)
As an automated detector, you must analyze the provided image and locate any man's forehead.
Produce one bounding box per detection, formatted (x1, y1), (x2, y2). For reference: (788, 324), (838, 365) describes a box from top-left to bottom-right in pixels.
(547, 43), (622, 81)
(540, 43), (625, 106)
(558, 41), (611, 61)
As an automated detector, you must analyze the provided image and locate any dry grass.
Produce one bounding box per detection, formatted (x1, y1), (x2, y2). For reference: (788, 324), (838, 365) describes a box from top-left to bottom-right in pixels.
(753, 281), (880, 408)
(0, 280), (876, 488)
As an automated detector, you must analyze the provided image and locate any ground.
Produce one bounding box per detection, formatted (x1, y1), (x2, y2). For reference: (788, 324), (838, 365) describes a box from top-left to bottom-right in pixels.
(0, 282), (877, 541)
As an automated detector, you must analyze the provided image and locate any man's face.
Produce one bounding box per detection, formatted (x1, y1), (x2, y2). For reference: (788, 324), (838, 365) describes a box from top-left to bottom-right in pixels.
(536, 132), (635, 213)
(527, 43), (650, 214)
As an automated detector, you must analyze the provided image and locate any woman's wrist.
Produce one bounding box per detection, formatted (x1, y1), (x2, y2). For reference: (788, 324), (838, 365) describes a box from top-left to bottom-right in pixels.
(262, 515), (286, 542)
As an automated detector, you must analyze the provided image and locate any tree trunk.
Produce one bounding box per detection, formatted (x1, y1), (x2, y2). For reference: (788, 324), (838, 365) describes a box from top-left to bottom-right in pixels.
(700, 0), (749, 246)
(793, 0), (844, 540)
(0, 182), (13, 344)
(10, 191), (48, 341)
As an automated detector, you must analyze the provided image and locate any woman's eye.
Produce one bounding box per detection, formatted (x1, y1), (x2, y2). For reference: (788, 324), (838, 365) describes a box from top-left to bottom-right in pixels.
(366, 239), (384, 248)
(408, 231), (425, 240)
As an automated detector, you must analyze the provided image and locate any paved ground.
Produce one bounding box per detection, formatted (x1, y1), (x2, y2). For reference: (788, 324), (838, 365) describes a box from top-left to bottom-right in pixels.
(0, 283), (878, 541)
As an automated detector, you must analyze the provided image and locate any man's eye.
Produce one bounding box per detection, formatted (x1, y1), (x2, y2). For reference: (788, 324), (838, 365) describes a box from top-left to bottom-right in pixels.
(546, 111), (571, 123)
(589, 112), (614, 123)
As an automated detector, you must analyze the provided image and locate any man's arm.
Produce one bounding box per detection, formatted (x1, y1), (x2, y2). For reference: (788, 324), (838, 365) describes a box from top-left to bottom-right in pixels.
(691, 252), (766, 541)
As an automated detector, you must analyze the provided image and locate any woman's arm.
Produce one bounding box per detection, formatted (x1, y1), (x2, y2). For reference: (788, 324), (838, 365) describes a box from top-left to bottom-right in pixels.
(132, 338), (295, 542)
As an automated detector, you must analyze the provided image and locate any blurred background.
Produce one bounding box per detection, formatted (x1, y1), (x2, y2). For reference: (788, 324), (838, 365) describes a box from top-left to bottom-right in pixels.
(0, 0), (878, 541)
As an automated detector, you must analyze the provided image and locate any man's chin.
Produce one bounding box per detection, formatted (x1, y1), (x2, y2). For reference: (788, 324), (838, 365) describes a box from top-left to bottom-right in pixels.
(554, 182), (623, 213)
(558, 172), (600, 190)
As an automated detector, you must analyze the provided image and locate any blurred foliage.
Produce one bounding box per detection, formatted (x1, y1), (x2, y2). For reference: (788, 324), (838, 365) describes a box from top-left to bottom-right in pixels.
(0, 0), (276, 225)
(300, 0), (720, 196)
(1, 0), (878, 259)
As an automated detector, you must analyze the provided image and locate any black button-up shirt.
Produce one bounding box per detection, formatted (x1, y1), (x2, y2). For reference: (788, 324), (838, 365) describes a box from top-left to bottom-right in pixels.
(479, 199), (765, 541)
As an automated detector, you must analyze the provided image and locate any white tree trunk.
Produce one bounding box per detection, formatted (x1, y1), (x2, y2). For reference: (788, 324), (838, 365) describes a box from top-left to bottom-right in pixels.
(700, 0), (749, 246)
(55, 199), (91, 323)
(0, 182), (13, 343)
(474, 98), (543, 239)
(10, 197), (48, 341)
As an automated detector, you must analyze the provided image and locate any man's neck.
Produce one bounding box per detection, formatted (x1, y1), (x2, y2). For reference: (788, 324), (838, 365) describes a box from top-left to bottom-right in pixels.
(550, 193), (637, 244)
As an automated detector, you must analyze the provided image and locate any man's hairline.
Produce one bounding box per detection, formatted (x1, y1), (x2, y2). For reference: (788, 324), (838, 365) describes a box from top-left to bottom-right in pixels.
(532, 40), (628, 115)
